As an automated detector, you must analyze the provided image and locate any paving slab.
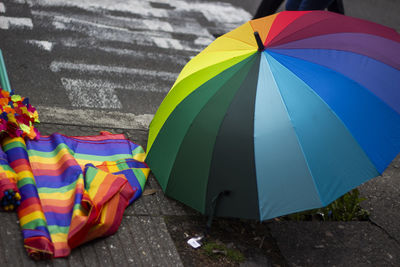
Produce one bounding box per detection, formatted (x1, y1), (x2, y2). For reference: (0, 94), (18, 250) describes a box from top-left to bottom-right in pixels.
(126, 174), (197, 217)
(359, 155), (400, 243)
(269, 155), (400, 267)
(269, 221), (400, 267)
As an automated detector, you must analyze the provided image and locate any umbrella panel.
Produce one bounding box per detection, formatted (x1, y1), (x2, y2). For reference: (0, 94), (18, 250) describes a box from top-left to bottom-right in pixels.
(146, 54), (258, 213)
(205, 54), (261, 219)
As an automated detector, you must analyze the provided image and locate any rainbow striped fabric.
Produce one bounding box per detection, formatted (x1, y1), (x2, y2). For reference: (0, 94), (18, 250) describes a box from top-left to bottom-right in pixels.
(0, 146), (18, 206)
(2, 132), (149, 259)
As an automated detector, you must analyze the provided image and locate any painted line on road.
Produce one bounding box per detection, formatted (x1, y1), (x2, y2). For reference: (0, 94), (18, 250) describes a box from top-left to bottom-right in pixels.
(183, 1), (252, 24)
(37, 105), (153, 130)
(151, 36), (183, 50)
(105, 14), (212, 37)
(27, 40), (54, 51)
(39, 12), (206, 52)
(61, 77), (171, 94)
(61, 78), (122, 109)
(49, 37), (193, 70)
(0, 3), (5, 13)
(50, 61), (178, 82)
(29, 0), (170, 18)
(29, 1), (249, 51)
(94, 46), (190, 66)
(29, 0), (251, 23)
(0, 16), (33, 29)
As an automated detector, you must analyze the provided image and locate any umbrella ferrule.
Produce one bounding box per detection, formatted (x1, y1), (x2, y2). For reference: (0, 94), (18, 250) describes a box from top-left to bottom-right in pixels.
(254, 32), (265, 52)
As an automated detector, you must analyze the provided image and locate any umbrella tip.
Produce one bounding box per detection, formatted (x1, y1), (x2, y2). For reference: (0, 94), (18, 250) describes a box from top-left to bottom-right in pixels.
(254, 32), (264, 52)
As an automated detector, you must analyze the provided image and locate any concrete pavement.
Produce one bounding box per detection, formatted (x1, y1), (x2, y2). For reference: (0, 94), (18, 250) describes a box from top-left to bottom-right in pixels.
(268, 156), (400, 266)
(0, 0), (399, 266)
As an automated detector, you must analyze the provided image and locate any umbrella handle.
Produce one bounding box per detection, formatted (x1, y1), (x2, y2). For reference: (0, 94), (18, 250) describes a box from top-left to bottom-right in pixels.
(206, 190), (231, 232)
(254, 32), (265, 52)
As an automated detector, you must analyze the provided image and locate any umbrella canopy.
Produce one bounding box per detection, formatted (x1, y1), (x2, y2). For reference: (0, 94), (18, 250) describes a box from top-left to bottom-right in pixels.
(145, 11), (400, 221)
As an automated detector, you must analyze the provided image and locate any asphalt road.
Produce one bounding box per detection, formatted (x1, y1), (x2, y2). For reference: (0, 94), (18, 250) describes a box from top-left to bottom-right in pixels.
(1, 0), (254, 132)
(1, 0), (398, 134)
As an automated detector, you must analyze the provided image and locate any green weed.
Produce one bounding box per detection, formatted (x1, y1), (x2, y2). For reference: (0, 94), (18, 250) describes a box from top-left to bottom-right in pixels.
(202, 241), (245, 262)
(287, 189), (369, 221)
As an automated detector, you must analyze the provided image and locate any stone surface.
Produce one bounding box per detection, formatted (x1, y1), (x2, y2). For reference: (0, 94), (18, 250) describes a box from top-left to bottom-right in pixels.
(269, 221), (400, 267)
(359, 155), (400, 243)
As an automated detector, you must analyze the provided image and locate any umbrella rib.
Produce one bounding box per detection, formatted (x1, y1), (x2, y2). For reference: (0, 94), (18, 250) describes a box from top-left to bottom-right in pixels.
(172, 50), (256, 85)
(267, 49), (400, 115)
(218, 35), (258, 50)
(161, 54), (259, 215)
(263, 53), (330, 205)
(161, 56), (257, 198)
(269, 47), (396, 73)
(268, 33), (400, 70)
(148, 51), (256, 152)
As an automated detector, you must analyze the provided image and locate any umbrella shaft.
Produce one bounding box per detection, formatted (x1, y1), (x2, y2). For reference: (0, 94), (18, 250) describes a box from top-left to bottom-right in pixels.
(254, 32), (265, 51)
(206, 190), (231, 230)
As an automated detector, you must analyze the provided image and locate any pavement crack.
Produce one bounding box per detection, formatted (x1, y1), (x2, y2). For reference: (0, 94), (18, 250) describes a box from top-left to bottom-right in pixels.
(368, 219), (400, 246)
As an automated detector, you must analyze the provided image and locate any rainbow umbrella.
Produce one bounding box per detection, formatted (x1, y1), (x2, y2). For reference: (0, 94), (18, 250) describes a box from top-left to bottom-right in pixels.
(145, 11), (400, 221)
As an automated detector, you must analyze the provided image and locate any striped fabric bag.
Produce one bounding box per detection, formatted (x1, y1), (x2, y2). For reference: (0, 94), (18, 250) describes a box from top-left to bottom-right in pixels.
(2, 132), (150, 259)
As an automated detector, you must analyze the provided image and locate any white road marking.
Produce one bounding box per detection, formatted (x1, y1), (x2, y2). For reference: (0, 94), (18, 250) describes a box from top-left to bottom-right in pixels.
(27, 40), (54, 51)
(194, 36), (215, 46)
(30, 0), (169, 17)
(185, 2), (252, 24)
(29, 0), (251, 23)
(33, 10), (204, 51)
(105, 14), (212, 37)
(142, 18), (174, 32)
(51, 14), (136, 33)
(61, 77), (171, 94)
(41, 10), (213, 38)
(62, 77), (170, 94)
(94, 46), (190, 66)
(50, 61), (178, 82)
(29, 1), (249, 56)
(151, 36), (183, 50)
(0, 3), (5, 13)
(61, 78), (122, 109)
(52, 20), (67, 30)
(37, 105), (153, 130)
(0, 16), (33, 29)
(56, 39), (190, 67)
